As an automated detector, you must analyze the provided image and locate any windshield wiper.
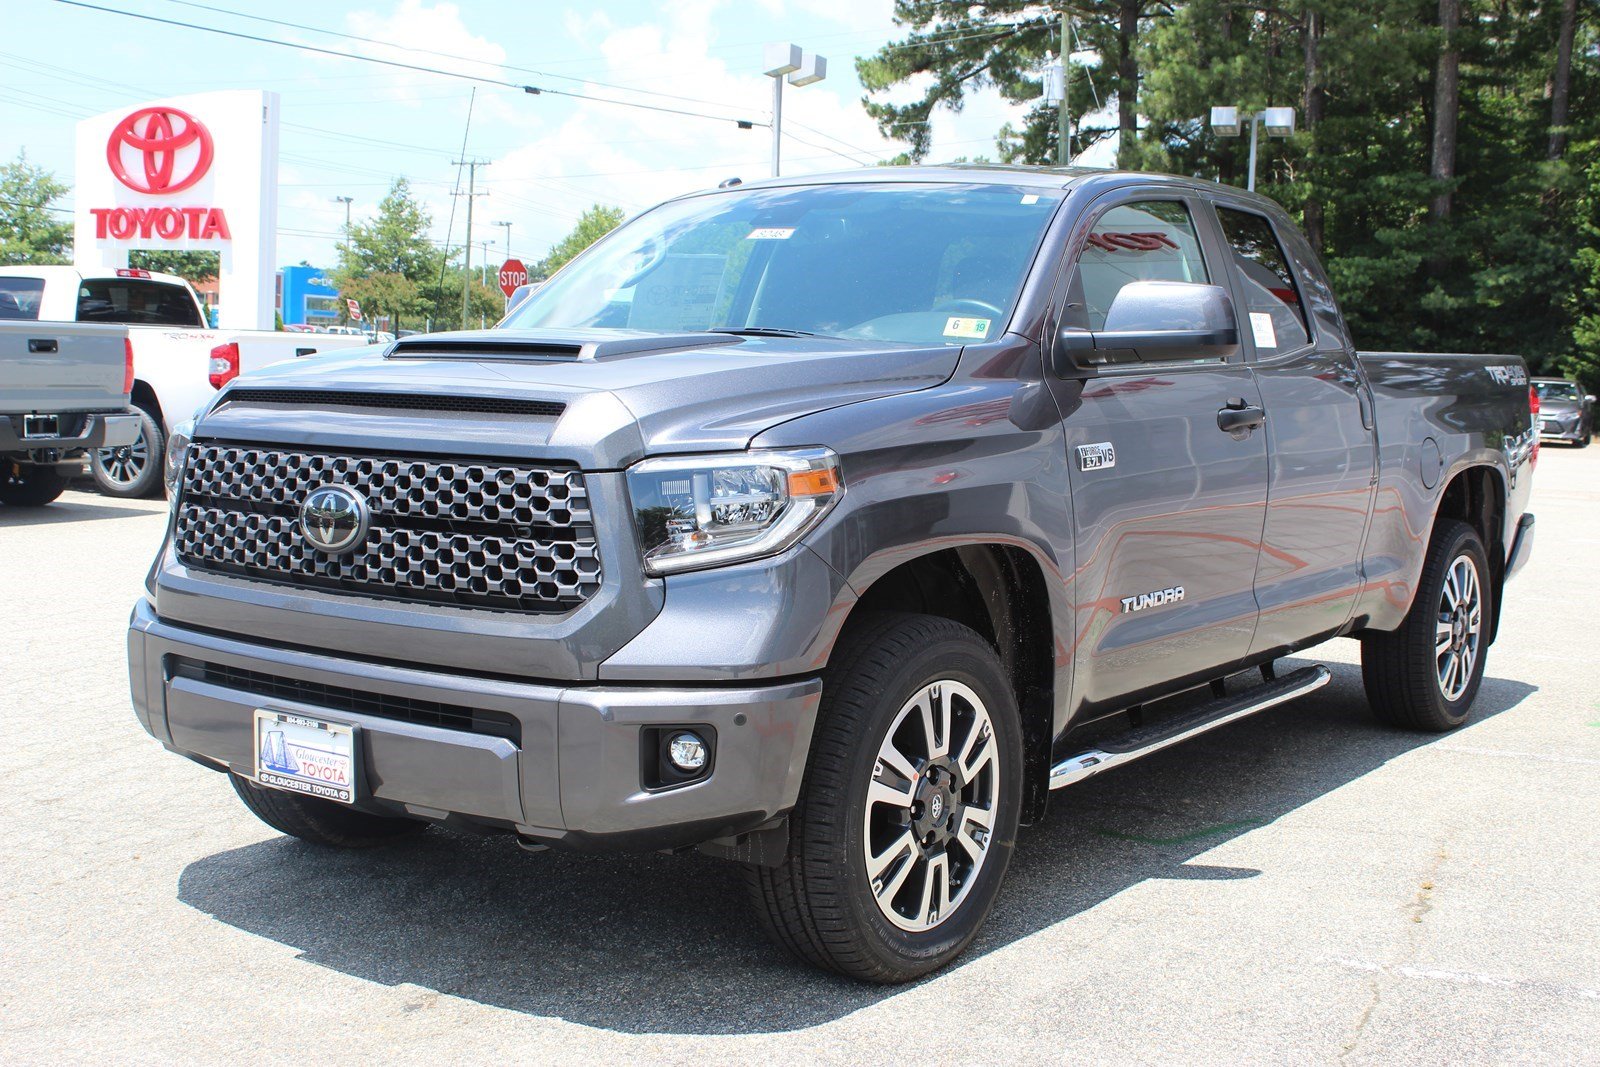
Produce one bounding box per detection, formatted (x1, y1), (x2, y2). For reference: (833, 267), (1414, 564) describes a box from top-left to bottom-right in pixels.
(708, 326), (818, 338)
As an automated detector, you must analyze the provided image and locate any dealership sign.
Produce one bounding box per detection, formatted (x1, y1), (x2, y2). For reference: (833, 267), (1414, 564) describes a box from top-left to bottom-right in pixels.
(75, 91), (280, 330)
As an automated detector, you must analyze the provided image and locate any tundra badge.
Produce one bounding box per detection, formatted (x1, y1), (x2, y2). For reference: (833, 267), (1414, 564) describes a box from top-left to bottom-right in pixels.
(1077, 442), (1116, 471)
(1121, 586), (1185, 613)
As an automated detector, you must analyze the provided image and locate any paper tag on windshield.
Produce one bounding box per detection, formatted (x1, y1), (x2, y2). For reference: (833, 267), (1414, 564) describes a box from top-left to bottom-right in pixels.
(944, 316), (992, 340)
(1249, 312), (1277, 348)
(746, 227), (795, 240)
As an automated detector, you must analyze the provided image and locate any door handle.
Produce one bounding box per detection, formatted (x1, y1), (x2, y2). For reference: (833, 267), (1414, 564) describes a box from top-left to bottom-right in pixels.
(28, 338), (57, 353)
(1217, 404), (1266, 436)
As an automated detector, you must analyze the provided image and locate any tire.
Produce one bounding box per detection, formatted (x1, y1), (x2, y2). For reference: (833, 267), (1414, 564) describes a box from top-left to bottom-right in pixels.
(746, 613), (1023, 983)
(91, 404), (164, 499)
(0, 463), (69, 507)
(230, 772), (426, 848)
(1361, 519), (1493, 732)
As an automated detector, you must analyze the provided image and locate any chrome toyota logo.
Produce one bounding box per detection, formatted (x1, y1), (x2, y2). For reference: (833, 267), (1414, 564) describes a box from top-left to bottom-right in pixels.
(299, 486), (369, 555)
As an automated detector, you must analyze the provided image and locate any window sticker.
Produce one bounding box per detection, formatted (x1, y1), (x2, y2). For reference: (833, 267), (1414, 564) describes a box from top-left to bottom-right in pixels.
(1250, 312), (1277, 348)
(746, 227), (795, 240)
(1021, 194), (1041, 205)
(943, 316), (992, 340)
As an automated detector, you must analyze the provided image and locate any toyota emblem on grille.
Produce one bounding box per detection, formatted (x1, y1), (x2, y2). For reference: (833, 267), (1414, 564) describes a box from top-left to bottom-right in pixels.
(300, 486), (369, 555)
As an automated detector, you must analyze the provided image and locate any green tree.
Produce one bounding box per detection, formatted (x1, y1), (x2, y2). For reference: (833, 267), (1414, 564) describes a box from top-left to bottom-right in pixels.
(0, 152), (72, 266)
(330, 178), (446, 329)
(129, 250), (220, 283)
(537, 205), (626, 277)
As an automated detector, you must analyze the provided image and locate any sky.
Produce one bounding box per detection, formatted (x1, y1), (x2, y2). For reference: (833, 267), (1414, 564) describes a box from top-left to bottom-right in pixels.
(0, 0), (1083, 273)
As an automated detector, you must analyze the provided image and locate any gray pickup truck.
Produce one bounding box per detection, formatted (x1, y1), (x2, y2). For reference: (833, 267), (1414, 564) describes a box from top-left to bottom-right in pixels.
(2, 320), (139, 507)
(128, 167), (1536, 982)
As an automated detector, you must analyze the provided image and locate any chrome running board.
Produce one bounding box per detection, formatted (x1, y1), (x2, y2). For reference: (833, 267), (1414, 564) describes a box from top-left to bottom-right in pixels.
(1049, 664), (1332, 790)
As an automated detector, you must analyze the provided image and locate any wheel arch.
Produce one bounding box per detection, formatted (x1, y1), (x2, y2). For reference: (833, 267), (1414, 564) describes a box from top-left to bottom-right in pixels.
(1431, 463), (1507, 641)
(129, 379), (165, 426)
(835, 542), (1058, 824)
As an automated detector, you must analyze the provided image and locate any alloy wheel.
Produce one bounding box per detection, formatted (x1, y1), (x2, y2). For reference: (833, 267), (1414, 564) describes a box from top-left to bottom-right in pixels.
(1436, 554), (1483, 702)
(96, 428), (149, 487)
(861, 680), (1001, 931)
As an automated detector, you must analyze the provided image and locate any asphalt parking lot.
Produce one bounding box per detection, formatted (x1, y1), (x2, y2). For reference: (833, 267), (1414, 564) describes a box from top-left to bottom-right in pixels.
(2, 446), (1597, 1064)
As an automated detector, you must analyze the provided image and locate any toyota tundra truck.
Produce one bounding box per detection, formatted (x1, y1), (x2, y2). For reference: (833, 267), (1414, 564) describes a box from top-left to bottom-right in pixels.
(128, 167), (1536, 982)
(2, 320), (138, 507)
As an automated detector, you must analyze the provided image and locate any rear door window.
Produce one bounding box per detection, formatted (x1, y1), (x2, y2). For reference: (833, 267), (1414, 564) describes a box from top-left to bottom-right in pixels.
(1216, 207), (1310, 352)
(0, 277), (45, 320)
(77, 279), (203, 327)
(1074, 200), (1210, 331)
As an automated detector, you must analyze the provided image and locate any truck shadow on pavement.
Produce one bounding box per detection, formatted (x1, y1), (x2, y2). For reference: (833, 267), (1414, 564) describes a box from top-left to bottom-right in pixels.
(177, 658), (1535, 1035)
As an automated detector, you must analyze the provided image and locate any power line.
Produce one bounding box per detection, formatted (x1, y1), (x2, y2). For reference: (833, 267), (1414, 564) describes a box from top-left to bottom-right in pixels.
(157, 0), (761, 118)
(52, 0), (770, 130)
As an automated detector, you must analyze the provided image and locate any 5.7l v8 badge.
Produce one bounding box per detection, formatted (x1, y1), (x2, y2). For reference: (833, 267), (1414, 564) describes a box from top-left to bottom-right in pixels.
(1077, 442), (1116, 471)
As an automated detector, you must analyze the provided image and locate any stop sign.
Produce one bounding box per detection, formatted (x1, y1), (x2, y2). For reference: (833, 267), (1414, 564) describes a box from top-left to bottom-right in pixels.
(498, 258), (528, 298)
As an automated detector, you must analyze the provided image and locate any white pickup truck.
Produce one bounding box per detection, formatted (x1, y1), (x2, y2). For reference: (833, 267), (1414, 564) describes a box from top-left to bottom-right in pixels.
(0, 266), (371, 497)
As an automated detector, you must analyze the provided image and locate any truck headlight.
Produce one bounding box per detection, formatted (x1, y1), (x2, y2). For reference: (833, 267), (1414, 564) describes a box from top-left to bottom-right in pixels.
(626, 448), (842, 575)
(164, 418), (195, 495)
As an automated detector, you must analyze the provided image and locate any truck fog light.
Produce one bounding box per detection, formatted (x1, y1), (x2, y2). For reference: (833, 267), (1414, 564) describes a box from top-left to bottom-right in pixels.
(667, 731), (708, 773)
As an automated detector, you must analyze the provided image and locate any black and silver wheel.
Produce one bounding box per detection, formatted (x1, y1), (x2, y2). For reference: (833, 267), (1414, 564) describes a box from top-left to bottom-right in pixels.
(746, 613), (1022, 983)
(91, 404), (164, 499)
(863, 679), (1001, 931)
(1362, 519), (1492, 731)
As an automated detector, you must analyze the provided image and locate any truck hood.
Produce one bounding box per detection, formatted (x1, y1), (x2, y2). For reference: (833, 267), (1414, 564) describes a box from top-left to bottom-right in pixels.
(199, 328), (959, 468)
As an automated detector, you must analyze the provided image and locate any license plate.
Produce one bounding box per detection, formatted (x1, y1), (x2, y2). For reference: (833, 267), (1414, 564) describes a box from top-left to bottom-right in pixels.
(253, 709), (358, 804)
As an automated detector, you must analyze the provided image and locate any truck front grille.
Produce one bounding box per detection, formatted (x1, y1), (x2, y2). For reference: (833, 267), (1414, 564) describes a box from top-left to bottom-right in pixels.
(173, 443), (602, 613)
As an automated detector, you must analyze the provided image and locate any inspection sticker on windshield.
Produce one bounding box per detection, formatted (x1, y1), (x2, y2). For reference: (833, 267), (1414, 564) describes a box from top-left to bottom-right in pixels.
(1249, 312), (1277, 348)
(944, 316), (992, 340)
(746, 227), (795, 240)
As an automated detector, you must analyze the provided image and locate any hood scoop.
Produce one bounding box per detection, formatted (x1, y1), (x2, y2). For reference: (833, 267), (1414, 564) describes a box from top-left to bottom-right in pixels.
(386, 327), (742, 364)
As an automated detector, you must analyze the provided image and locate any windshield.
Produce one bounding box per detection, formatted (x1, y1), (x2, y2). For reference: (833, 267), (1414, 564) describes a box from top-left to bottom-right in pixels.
(503, 182), (1065, 345)
(1534, 381), (1581, 402)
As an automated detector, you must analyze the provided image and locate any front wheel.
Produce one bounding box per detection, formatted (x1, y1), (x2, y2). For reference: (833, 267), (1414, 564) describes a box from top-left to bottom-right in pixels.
(1361, 519), (1492, 731)
(746, 613), (1023, 983)
(91, 405), (164, 499)
(230, 773), (426, 848)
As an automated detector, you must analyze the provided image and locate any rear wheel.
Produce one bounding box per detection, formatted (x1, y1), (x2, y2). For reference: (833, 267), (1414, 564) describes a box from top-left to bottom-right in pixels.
(746, 613), (1023, 983)
(0, 463), (69, 507)
(230, 772), (426, 848)
(91, 404), (164, 499)
(1361, 519), (1491, 732)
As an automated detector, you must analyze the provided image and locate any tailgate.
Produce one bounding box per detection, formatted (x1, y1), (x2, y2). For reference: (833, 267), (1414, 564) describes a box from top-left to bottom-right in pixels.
(0, 321), (129, 413)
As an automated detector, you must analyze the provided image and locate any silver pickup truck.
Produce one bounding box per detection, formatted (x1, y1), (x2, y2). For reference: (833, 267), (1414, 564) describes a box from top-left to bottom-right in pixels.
(1, 320), (139, 507)
(128, 167), (1536, 982)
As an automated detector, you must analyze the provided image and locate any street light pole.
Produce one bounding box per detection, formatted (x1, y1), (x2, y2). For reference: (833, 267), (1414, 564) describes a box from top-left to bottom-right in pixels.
(493, 220), (512, 263)
(1209, 106), (1296, 192)
(764, 43), (827, 178)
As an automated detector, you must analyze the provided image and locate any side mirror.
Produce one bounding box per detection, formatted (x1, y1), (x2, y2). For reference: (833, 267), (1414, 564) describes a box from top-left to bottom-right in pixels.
(507, 282), (542, 315)
(1055, 281), (1240, 373)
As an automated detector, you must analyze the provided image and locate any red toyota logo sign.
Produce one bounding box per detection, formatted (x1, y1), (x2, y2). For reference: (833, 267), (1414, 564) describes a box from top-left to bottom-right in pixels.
(106, 106), (214, 195)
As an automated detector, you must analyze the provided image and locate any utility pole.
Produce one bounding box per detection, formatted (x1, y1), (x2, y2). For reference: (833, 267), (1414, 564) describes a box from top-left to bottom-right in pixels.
(333, 195), (353, 257)
(453, 159), (489, 330)
(1057, 13), (1070, 165)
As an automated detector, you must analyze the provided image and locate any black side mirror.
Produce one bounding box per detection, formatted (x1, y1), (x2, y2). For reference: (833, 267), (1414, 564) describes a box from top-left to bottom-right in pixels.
(1055, 281), (1240, 373)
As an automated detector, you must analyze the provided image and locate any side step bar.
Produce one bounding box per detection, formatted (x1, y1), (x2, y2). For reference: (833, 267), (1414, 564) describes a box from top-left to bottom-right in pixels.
(1049, 664), (1332, 790)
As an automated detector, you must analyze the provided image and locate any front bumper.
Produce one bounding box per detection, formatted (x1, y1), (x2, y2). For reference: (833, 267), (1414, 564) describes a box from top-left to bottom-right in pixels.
(1, 411), (139, 459)
(1537, 417), (1588, 442)
(127, 598), (820, 851)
